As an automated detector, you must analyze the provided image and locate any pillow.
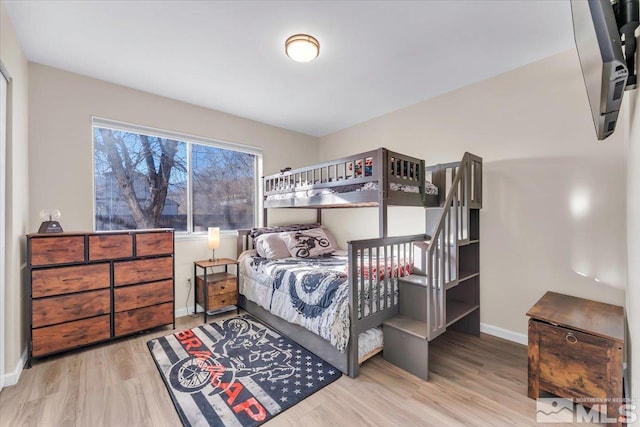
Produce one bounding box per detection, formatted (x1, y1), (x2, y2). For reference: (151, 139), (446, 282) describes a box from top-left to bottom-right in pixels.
(249, 223), (321, 239)
(320, 226), (340, 250)
(281, 228), (335, 258)
(253, 233), (291, 259)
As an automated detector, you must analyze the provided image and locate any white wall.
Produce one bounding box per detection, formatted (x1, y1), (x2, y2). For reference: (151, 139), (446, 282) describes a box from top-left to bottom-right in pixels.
(27, 63), (318, 341)
(319, 49), (627, 337)
(625, 35), (640, 402)
(0, 0), (30, 382)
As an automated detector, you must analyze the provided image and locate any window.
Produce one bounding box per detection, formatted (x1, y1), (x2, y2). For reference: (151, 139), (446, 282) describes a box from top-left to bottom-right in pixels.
(93, 118), (261, 233)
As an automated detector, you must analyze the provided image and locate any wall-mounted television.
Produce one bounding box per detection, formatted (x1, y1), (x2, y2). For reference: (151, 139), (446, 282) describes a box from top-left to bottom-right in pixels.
(571, 0), (631, 140)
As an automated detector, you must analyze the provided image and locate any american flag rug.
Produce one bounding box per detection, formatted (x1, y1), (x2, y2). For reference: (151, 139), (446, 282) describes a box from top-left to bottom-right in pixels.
(147, 315), (342, 427)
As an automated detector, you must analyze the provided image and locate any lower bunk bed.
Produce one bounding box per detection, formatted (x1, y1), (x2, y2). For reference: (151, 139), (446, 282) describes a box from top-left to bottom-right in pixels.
(236, 227), (427, 378)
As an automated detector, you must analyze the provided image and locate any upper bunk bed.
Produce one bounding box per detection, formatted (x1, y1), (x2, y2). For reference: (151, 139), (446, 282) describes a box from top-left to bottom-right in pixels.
(262, 148), (440, 236)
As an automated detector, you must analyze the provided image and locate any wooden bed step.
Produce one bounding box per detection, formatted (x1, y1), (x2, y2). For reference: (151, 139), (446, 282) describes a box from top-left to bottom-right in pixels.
(383, 315), (428, 339)
(398, 276), (429, 322)
(400, 274), (429, 287)
(383, 315), (430, 380)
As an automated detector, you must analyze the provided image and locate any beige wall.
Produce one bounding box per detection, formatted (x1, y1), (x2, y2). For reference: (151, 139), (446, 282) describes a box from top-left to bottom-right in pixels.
(319, 49), (627, 338)
(27, 63), (318, 325)
(1, 1), (30, 379)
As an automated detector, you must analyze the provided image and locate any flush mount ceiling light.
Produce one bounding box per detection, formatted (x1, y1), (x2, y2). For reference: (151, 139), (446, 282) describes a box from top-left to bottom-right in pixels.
(285, 34), (320, 62)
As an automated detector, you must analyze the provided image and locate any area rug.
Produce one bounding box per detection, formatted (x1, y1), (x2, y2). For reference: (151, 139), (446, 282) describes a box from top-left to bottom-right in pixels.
(147, 315), (341, 427)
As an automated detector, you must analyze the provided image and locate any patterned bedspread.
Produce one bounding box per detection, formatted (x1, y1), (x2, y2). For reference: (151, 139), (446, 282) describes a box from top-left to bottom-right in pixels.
(239, 251), (408, 353)
(239, 252), (352, 352)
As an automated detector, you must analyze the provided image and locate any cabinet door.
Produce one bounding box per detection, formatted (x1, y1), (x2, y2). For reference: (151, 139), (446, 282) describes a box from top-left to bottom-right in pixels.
(536, 321), (612, 399)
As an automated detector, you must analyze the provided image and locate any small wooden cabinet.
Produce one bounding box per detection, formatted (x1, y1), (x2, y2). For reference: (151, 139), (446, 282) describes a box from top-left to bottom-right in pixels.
(194, 258), (239, 323)
(27, 229), (175, 366)
(527, 291), (624, 425)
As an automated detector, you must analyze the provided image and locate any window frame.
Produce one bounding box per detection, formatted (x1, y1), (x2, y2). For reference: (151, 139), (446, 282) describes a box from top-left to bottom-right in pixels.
(91, 117), (263, 237)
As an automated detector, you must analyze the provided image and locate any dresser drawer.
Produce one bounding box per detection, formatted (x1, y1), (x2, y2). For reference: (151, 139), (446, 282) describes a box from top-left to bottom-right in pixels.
(32, 314), (111, 357)
(136, 232), (173, 257)
(114, 279), (174, 312)
(89, 233), (133, 260)
(114, 256), (173, 286)
(29, 235), (85, 266)
(32, 289), (111, 328)
(31, 263), (110, 298)
(114, 302), (173, 336)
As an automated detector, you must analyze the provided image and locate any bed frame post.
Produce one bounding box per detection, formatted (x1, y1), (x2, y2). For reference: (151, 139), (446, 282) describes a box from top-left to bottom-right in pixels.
(263, 208), (268, 227)
(347, 240), (359, 378)
(379, 148), (388, 237)
(316, 209), (322, 224)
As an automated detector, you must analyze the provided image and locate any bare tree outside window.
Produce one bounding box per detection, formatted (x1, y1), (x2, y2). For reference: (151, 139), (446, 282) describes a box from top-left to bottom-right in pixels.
(94, 125), (257, 232)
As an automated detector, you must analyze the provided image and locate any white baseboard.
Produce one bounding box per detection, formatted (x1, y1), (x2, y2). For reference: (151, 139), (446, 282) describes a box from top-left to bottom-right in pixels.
(1, 348), (27, 388)
(480, 322), (527, 346)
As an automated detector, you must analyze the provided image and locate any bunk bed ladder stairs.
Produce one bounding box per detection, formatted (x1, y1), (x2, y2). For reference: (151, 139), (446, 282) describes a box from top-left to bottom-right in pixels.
(383, 152), (482, 380)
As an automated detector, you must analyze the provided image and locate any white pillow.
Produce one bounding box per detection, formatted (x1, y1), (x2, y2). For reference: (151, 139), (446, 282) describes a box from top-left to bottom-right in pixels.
(281, 228), (335, 258)
(253, 233), (291, 259)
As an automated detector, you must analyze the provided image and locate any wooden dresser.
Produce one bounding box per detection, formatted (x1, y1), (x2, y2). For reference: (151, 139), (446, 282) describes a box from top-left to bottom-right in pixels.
(27, 229), (175, 366)
(527, 291), (624, 424)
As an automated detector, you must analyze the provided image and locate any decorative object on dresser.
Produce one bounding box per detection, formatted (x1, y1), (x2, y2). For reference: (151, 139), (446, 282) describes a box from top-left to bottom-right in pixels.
(147, 315), (341, 427)
(26, 229), (175, 367)
(527, 291), (625, 425)
(194, 257), (239, 323)
(37, 209), (63, 233)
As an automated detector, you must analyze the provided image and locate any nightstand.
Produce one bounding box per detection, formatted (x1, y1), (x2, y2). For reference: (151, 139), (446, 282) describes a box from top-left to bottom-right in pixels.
(193, 258), (239, 323)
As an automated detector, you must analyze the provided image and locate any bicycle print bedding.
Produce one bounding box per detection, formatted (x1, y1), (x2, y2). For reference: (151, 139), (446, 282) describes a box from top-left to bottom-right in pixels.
(238, 250), (412, 352)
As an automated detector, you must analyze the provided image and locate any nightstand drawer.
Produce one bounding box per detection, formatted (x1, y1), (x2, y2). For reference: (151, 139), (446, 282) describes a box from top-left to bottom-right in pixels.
(203, 291), (237, 310)
(196, 273), (237, 310)
(536, 320), (610, 399)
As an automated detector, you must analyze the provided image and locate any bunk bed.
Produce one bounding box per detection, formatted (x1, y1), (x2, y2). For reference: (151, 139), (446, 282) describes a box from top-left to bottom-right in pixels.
(235, 148), (482, 378)
(262, 147), (439, 237)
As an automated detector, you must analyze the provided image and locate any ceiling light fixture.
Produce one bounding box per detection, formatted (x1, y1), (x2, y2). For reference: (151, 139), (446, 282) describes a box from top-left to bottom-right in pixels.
(285, 34), (320, 63)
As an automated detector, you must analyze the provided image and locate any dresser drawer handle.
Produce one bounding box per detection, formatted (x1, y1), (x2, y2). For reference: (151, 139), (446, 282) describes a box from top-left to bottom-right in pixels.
(566, 333), (578, 344)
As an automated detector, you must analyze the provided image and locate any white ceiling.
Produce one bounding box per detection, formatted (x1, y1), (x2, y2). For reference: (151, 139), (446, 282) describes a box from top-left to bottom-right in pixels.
(4, 0), (575, 137)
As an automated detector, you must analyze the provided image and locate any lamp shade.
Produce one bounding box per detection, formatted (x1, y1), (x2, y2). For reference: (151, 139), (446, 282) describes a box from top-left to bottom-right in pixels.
(208, 227), (220, 250)
(285, 34), (320, 62)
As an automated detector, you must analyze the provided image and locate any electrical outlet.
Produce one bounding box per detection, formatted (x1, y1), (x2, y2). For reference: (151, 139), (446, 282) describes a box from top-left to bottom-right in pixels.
(186, 277), (192, 287)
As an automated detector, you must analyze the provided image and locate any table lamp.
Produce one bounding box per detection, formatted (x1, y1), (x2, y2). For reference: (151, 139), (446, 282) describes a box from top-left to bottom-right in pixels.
(208, 227), (220, 261)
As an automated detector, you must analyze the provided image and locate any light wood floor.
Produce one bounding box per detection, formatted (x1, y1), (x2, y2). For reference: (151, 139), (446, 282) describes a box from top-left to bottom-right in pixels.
(0, 314), (578, 426)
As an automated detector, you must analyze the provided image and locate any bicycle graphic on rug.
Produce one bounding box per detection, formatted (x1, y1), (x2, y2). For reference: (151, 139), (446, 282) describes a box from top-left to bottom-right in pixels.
(169, 318), (296, 395)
